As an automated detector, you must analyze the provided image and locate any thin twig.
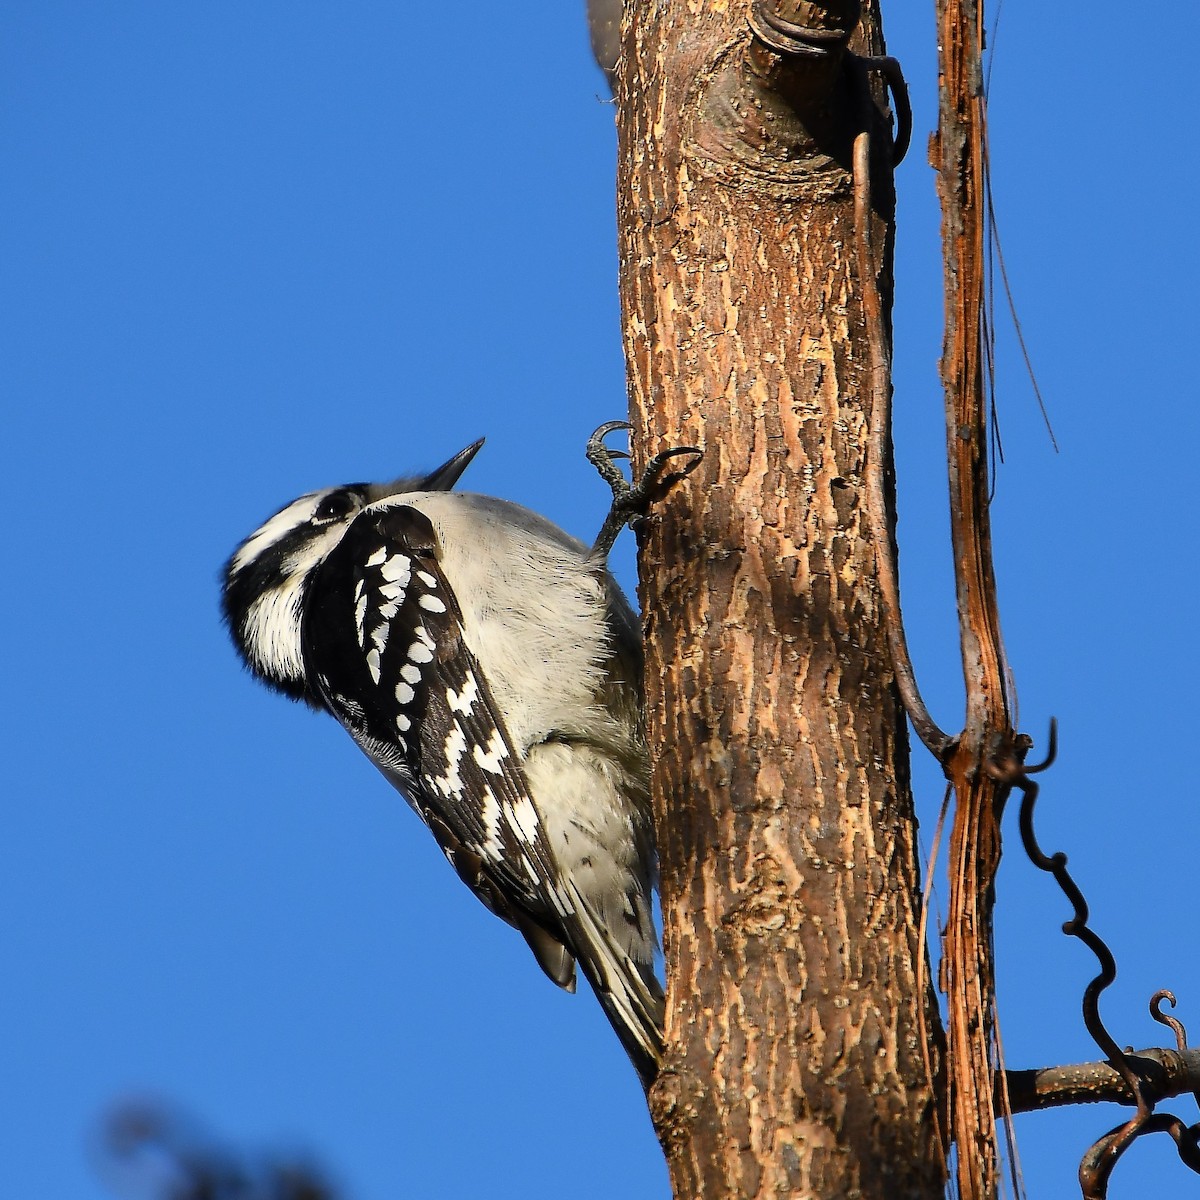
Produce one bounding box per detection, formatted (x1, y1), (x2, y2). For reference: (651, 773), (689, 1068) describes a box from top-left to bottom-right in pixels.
(916, 784), (953, 1174)
(851, 59), (952, 760)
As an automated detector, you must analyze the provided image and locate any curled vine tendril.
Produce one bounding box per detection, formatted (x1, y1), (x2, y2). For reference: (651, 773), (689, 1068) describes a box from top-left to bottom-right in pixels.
(989, 721), (1200, 1197)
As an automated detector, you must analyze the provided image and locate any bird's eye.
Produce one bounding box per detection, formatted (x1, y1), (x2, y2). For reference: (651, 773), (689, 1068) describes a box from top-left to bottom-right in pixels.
(312, 491), (360, 523)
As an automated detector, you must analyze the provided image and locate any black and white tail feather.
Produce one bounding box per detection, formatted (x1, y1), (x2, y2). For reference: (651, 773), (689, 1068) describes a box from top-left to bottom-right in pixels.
(221, 440), (664, 1086)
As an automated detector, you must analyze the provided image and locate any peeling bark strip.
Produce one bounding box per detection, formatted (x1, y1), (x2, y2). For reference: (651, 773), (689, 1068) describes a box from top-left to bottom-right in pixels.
(615, 4), (944, 1197)
(930, 2), (1020, 1198)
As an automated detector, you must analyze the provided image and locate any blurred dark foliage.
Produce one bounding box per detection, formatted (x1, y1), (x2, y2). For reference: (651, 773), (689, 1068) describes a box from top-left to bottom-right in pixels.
(97, 1103), (341, 1200)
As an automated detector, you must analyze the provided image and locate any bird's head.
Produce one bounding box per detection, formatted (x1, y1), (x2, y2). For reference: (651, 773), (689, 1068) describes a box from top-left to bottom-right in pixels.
(220, 439), (483, 702)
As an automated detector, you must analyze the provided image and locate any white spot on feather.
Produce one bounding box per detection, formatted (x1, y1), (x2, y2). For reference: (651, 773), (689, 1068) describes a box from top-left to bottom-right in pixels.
(509, 794), (541, 843)
(381, 555), (411, 583)
(355, 593), (368, 648)
(481, 788), (503, 859)
(473, 729), (508, 776)
(431, 723), (467, 798)
(447, 675), (478, 714)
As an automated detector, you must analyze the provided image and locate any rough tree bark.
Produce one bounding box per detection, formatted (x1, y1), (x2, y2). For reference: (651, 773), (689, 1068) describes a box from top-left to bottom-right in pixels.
(614, 3), (946, 1197)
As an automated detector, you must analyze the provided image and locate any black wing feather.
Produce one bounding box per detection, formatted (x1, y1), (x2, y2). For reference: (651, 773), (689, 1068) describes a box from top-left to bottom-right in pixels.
(301, 505), (575, 942)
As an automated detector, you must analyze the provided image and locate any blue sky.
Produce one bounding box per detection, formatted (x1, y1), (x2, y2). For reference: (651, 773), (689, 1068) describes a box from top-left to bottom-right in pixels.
(3, 3), (1198, 1198)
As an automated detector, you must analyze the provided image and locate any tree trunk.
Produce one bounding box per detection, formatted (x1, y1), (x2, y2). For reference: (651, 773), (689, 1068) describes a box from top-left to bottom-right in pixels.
(615, 3), (946, 1197)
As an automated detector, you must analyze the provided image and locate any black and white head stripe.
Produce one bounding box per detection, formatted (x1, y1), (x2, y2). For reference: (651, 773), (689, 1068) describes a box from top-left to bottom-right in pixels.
(220, 486), (372, 701)
(302, 504), (583, 933)
(219, 442), (482, 703)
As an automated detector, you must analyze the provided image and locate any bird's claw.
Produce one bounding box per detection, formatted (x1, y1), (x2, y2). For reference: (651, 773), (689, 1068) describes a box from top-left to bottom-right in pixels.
(587, 422), (702, 557)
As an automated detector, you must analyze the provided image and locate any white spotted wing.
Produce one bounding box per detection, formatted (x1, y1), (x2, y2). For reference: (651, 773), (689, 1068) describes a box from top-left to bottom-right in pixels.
(301, 503), (579, 942)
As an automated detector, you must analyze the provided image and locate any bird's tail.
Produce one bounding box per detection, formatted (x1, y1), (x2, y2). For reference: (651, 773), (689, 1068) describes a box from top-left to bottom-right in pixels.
(564, 880), (665, 1090)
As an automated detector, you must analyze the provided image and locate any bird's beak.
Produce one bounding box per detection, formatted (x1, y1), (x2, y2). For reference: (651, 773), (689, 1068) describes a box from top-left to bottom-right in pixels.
(414, 438), (485, 492)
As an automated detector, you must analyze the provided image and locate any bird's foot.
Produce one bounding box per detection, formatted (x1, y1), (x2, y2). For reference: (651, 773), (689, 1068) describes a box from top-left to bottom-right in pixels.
(586, 421), (702, 558)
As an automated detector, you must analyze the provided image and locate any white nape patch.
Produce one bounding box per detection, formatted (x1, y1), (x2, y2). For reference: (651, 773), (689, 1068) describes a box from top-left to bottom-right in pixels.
(401, 663), (421, 684)
(447, 675), (478, 714)
(407, 638), (434, 665)
(244, 582), (306, 685)
(473, 729), (508, 776)
(366, 648), (381, 684)
(231, 494), (322, 576)
(418, 594), (447, 614)
(417, 570), (438, 588)
(432, 722), (467, 798)
(395, 681), (415, 706)
(481, 787), (503, 859)
(381, 554), (412, 583)
(366, 547), (388, 567)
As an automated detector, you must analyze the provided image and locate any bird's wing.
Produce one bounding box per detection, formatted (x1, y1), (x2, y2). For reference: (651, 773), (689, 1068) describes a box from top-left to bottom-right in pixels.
(302, 502), (663, 1083)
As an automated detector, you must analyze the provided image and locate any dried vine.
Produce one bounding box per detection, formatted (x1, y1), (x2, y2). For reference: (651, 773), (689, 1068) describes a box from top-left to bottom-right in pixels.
(928, 1), (1019, 1194)
(988, 732), (1200, 1197)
